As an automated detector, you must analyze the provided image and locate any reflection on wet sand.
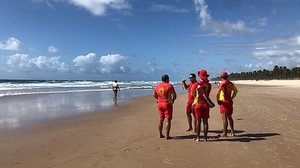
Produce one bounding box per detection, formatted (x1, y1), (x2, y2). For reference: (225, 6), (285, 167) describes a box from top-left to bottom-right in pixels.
(0, 89), (154, 130)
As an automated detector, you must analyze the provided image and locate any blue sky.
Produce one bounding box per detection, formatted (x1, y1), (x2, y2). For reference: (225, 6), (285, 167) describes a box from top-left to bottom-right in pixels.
(0, 0), (300, 80)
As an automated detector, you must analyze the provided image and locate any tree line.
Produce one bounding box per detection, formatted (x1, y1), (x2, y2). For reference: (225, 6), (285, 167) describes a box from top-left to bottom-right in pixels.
(211, 65), (300, 81)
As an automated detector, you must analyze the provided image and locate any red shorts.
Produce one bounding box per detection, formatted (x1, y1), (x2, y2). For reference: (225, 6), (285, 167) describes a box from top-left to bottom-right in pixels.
(193, 103), (209, 120)
(186, 101), (194, 114)
(220, 100), (233, 115)
(157, 103), (173, 120)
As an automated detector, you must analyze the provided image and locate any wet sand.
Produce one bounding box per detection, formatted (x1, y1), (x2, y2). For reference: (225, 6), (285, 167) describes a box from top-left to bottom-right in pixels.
(0, 84), (300, 168)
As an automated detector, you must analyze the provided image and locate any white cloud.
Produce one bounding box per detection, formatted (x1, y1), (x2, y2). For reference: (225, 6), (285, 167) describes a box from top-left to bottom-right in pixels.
(246, 35), (300, 70)
(30, 56), (69, 72)
(150, 4), (189, 13)
(6, 53), (69, 72)
(48, 46), (58, 53)
(0, 37), (21, 51)
(193, 0), (255, 36)
(73, 53), (98, 72)
(99, 54), (130, 73)
(6, 54), (32, 72)
(68, 0), (131, 16)
(72, 53), (131, 73)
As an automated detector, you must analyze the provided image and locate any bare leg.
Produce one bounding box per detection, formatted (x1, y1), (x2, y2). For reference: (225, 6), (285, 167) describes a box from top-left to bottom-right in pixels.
(193, 119), (197, 133)
(186, 113), (193, 131)
(228, 114), (235, 136)
(221, 113), (228, 137)
(113, 91), (117, 100)
(165, 119), (172, 140)
(194, 119), (201, 141)
(203, 118), (209, 141)
(159, 118), (165, 138)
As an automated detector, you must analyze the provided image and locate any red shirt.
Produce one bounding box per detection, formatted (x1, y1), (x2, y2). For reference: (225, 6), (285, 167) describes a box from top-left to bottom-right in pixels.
(193, 86), (206, 105)
(217, 80), (237, 101)
(187, 82), (199, 103)
(199, 80), (211, 97)
(154, 82), (176, 104)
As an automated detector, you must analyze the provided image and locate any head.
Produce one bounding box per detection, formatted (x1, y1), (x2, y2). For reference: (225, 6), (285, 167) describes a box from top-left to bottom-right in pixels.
(198, 69), (209, 80)
(188, 73), (196, 82)
(161, 74), (169, 83)
(114, 80), (118, 83)
(220, 71), (228, 80)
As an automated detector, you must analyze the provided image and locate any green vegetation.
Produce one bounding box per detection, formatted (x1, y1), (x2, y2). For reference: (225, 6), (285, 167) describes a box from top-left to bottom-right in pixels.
(211, 65), (300, 81)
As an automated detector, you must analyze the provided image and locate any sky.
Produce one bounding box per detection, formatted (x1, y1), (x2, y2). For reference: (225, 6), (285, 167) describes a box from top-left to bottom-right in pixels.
(0, 0), (300, 80)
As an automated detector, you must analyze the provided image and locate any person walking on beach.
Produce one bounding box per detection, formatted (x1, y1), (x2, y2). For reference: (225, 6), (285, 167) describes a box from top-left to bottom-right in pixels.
(182, 73), (198, 132)
(112, 80), (120, 101)
(216, 71), (238, 137)
(154, 74), (177, 140)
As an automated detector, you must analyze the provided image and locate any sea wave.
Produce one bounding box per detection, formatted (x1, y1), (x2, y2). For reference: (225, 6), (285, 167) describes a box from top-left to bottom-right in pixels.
(0, 80), (180, 97)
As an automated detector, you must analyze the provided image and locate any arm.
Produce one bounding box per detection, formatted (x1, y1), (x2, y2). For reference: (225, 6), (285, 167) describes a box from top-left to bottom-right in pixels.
(153, 87), (158, 99)
(216, 83), (223, 104)
(231, 84), (238, 100)
(182, 80), (189, 90)
(202, 93), (215, 108)
(172, 90), (177, 102)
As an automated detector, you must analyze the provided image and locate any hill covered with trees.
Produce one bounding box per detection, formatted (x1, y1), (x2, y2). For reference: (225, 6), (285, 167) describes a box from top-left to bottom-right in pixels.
(211, 65), (300, 81)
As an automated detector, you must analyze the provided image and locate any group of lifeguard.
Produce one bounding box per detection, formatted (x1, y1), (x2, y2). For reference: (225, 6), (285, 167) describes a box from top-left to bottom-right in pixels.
(153, 70), (238, 141)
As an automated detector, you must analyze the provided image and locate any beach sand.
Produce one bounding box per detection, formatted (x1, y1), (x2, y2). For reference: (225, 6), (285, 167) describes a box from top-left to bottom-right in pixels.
(0, 84), (300, 168)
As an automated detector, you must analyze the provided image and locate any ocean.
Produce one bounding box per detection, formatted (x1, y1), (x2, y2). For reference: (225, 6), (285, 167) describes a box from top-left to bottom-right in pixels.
(0, 80), (184, 130)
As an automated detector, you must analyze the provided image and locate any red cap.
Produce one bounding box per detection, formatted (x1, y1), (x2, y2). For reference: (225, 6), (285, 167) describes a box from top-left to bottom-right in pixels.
(220, 71), (228, 78)
(198, 69), (209, 79)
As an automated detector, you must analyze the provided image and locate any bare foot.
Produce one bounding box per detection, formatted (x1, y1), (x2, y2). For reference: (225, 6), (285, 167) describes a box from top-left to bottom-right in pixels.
(165, 136), (173, 140)
(230, 131), (236, 137)
(186, 128), (193, 132)
(193, 137), (201, 142)
(218, 133), (227, 137)
(160, 135), (165, 138)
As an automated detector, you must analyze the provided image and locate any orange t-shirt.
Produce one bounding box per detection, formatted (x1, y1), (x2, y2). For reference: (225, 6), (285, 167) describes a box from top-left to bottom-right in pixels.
(154, 82), (175, 104)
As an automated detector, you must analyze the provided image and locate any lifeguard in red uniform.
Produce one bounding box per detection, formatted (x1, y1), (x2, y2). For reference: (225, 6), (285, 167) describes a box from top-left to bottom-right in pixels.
(192, 69), (213, 141)
(216, 71), (238, 137)
(154, 74), (177, 140)
(182, 73), (198, 132)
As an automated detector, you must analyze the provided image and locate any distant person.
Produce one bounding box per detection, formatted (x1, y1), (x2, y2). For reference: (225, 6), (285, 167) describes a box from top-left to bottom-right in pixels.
(182, 73), (198, 132)
(112, 80), (120, 101)
(216, 72), (238, 137)
(154, 74), (177, 140)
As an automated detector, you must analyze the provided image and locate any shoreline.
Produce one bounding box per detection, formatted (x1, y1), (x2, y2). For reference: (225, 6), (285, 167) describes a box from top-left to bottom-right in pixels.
(0, 84), (300, 167)
(232, 79), (300, 88)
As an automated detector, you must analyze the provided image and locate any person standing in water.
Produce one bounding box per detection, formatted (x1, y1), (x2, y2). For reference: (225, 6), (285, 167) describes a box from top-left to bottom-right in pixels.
(112, 80), (120, 101)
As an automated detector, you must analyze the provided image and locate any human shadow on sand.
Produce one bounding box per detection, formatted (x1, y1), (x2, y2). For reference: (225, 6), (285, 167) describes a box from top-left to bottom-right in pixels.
(210, 132), (280, 142)
(173, 132), (280, 142)
(208, 130), (245, 134)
